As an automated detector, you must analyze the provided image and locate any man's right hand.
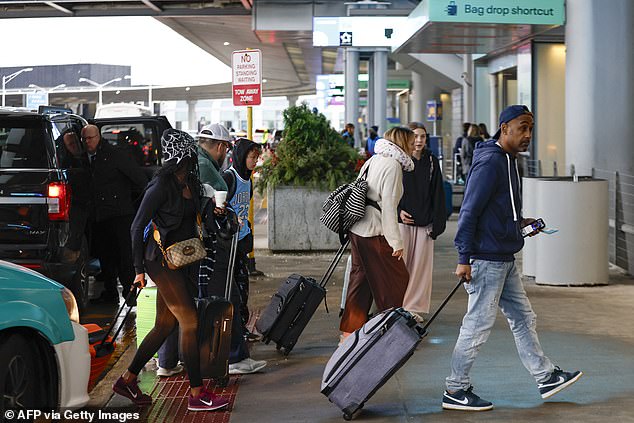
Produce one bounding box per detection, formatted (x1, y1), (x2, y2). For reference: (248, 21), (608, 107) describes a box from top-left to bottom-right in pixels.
(455, 264), (472, 282)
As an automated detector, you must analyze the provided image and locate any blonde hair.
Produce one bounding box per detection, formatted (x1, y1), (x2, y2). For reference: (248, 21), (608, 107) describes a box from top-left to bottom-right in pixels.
(467, 124), (481, 138)
(383, 127), (414, 156)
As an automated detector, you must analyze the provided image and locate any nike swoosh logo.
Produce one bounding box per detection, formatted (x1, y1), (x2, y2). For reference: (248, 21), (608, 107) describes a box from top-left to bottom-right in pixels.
(539, 376), (565, 389)
(127, 387), (138, 399)
(444, 393), (469, 405)
(200, 398), (214, 407)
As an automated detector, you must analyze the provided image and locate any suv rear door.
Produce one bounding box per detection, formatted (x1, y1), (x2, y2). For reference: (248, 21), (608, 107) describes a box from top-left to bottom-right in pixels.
(0, 114), (56, 252)
(92, 116), (172, 177)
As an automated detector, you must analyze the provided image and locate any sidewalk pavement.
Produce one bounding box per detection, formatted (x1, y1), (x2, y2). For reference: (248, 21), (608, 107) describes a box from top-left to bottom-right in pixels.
(96, 213), (634, 422)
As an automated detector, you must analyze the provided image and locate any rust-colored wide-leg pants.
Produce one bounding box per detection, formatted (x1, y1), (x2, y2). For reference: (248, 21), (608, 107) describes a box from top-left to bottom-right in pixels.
(339, 233), (410, 333)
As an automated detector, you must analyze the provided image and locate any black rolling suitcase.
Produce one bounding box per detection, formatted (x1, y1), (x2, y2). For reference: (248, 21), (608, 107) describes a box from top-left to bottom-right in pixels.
(197, 231), (238, 386)
(321, 278), (465, 420)
(256, 240), (349, 356)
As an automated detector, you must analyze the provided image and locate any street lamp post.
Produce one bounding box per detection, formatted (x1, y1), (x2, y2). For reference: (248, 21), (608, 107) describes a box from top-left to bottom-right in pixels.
(1, 67), (33, 107)
(28, 83), (67, 93)
(78, 76), (123, 106)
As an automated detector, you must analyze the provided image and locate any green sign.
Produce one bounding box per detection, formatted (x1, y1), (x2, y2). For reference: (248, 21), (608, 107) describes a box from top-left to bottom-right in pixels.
(427, 0), (564, 25)
(358, 79), (411, 90)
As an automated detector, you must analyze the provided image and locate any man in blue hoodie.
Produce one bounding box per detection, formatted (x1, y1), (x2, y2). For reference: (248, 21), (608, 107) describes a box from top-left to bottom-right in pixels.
(442, 105), (583, 411)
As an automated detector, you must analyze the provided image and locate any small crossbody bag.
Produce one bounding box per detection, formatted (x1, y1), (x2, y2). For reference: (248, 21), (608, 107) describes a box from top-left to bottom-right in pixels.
(153, 213), (206, 270)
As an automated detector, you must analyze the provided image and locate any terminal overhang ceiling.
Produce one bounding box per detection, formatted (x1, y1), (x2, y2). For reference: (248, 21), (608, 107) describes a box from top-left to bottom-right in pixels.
(394, 21), (560, 55)
(0, 0), (322, 100)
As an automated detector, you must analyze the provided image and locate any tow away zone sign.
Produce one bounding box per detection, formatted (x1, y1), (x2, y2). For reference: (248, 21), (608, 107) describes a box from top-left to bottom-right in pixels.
(232, 49), (262, 106)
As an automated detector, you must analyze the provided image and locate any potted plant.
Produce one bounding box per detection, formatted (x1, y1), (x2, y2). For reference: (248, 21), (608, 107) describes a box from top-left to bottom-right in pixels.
(257, 104), (363, 250)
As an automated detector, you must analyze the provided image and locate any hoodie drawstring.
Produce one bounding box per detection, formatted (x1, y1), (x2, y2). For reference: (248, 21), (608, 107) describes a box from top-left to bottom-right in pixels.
(506, 154), (518, 222)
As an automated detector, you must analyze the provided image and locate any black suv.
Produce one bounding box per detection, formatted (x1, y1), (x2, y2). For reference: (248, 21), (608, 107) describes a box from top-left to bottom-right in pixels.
(0, 109), (90, 308)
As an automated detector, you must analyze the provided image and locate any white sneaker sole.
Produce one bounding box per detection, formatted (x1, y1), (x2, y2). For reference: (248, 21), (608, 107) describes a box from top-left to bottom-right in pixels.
(442, 402), (494, 411)
(187, 402), (229, 412)
(541, 371), (583, 399)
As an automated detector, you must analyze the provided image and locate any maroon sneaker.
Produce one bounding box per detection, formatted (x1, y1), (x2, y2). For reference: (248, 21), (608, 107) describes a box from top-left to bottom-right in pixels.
(188, 388), (230, 412)
(112, 376), (153, 405)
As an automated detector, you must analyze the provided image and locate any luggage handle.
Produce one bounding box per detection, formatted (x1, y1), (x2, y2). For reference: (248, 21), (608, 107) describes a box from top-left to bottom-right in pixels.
(319, 239), (350, 289)
(420, 277), (466, 333)
(224, 231), (239, 300)
(97, 283), (142, 350)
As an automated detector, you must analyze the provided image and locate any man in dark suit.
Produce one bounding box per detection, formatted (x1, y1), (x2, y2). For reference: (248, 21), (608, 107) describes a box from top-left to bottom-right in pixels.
(83, 124), (148, 305)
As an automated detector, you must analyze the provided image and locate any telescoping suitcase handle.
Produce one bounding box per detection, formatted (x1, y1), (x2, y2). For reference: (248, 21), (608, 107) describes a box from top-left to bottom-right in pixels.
(97, 283), (142, 350)
(223, 231), (239, 300)
(319, 239), (350, 289)
(420, 277), (467, 333)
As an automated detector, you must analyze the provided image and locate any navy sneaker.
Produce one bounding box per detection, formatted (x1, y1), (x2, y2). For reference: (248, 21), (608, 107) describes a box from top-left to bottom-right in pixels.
(442, 386), (493, 411)
(538, 366), (583, 399)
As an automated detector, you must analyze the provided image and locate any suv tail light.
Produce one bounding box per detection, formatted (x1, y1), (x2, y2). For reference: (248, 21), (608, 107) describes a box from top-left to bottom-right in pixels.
(47, 182), (71, 221)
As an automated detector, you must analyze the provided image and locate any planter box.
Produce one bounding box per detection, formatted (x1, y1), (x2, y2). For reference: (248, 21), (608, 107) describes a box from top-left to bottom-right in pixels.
(268, 186), (341, 251)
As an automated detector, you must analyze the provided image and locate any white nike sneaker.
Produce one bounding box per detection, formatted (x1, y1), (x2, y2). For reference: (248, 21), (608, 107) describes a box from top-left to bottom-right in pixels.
(156, 363), (184, 377)
(228, 358), (267, 375)
(538, 367), (583, 399)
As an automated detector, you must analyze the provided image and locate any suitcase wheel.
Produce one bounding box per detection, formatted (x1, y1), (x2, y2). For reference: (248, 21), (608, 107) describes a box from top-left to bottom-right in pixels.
(342, 405), (361, 420)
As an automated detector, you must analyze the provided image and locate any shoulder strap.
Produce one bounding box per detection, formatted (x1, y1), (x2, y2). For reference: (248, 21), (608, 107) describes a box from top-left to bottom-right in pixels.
(223, 168), (237, 200)
(360, 161), (381, 211)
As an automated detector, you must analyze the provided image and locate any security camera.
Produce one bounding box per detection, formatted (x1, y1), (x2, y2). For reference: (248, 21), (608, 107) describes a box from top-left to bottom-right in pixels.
(385, 28), (393, 39)
(460, 72), (467, 79)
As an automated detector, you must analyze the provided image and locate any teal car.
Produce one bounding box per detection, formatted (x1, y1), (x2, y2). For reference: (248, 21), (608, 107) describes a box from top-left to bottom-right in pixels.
(0, 260), (90, 414)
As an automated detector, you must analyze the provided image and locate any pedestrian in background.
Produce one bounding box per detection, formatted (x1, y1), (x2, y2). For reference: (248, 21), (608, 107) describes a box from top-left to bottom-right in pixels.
(398, 122), (446, 323)
(212, 137), (268, 375)
(365, 125), (379, 156)
(115, 129), (229, 411)
(443, 105), (582, 411)
(478, 123), (491, 140)
(83, 124), (147, 306)
(460, 124), (481, 179)
(453, 122), (470, 183)
(342, 123), (355, 148)
(339, 127), (414, 340)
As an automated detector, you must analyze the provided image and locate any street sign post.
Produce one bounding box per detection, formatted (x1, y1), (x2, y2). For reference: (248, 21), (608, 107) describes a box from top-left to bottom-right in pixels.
(232, 49), (263, 273)
(232, 49), (262, 107)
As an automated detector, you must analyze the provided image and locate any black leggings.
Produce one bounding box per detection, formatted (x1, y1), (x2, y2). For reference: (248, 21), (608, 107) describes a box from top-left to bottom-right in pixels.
(128, 260), (202, 388)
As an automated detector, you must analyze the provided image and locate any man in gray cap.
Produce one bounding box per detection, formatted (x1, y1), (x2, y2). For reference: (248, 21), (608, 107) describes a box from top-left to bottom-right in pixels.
(197, 123), (233, 192)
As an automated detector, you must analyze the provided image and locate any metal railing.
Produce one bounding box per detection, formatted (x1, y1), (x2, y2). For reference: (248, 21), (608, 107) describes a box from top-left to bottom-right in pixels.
(592, 168), (634, 274)
(446, 153), (633, 274)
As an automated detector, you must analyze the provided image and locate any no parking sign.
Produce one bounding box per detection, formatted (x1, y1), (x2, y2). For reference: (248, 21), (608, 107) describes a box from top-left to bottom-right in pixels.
(232, 49), (262, 106)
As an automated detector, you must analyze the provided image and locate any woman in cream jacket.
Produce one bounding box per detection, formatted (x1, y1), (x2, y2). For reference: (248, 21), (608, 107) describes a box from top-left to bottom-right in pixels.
(339, 127), (415, 337)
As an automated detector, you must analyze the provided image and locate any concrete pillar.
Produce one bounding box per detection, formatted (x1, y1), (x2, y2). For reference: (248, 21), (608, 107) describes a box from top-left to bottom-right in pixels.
(344, 48), (360, 143)
(410, 71), (442, 126)
(372, 48), (388, 139)
(367, 55), (375, 130)
(287, 95), (298, 107)
(489, 73), (498, 132)
(565, 0), (634, 175)
(462, 54), (474, 122)
(187, 100), (197, 133)
(410, 71), (425, 123)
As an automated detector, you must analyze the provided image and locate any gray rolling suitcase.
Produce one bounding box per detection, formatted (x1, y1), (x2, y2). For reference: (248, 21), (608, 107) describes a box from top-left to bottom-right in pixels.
(321, 278), (465, 420)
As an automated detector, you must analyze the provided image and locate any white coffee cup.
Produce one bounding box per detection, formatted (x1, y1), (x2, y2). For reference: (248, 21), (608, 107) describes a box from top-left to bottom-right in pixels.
(214, 191), (228, 208)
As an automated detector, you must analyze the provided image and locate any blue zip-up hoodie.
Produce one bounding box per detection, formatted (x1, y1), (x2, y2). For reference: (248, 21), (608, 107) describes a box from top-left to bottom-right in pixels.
(455, 139), (524, 264)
